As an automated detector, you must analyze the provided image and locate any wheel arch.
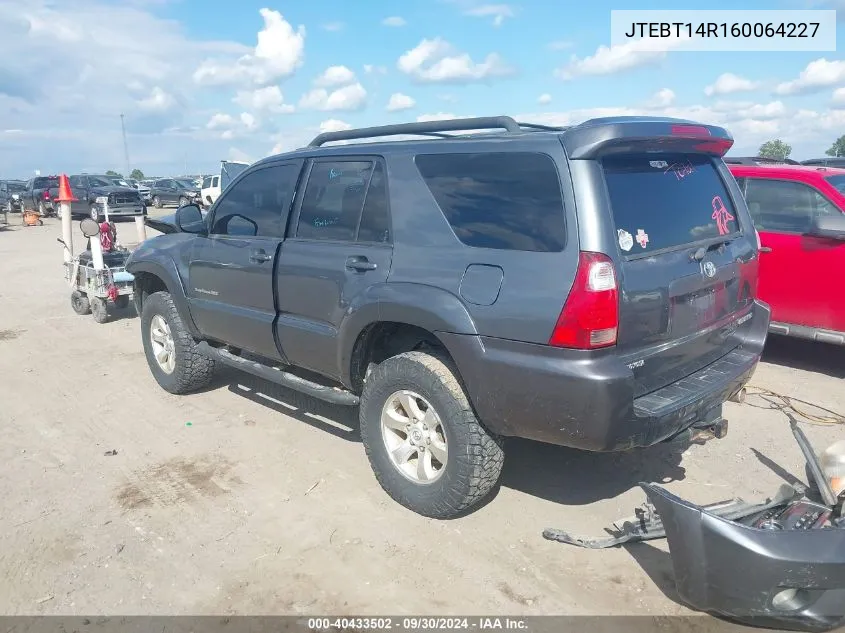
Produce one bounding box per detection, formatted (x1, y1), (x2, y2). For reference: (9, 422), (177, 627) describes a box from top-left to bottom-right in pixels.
(129, 260), (201, 338)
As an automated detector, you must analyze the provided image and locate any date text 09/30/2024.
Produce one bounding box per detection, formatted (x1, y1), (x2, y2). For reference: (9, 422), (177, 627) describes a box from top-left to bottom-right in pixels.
(308, 617), (528, 631)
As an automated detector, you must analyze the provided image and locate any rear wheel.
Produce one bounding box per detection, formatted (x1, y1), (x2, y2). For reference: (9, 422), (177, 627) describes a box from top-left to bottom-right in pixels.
(153, 195), (162, 209)
(90, 205), (100, 222)
(178, 196), (187, 207)
(359, 350), (505, 518)
(140, 291), (216, 394)
(91, 297), (109, 323)
(70, 290), (90, 315)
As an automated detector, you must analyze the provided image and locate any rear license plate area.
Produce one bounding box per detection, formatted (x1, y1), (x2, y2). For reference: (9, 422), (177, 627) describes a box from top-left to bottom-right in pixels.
(671, 284), (728, 332)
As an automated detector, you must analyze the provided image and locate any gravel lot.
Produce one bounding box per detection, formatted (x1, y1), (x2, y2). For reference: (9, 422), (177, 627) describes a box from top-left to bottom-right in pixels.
(0, 211), (842, 620)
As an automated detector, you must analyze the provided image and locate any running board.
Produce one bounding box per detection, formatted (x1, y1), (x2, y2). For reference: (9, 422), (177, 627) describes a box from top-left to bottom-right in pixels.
(197, 342), (360, 406)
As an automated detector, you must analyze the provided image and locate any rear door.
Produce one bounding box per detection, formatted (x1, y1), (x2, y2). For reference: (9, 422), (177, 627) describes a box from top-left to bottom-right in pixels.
(275, 157), (393, 380)
(740, 175), (845, 333)
(186, 161), (303, 360)
(601, 153), (758, 395)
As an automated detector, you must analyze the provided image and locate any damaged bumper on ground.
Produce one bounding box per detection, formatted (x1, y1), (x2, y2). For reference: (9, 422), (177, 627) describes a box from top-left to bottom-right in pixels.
(642, 483), (845, 632)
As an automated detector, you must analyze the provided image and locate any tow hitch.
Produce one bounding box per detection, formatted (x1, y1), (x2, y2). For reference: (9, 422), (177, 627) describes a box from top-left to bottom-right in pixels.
(544, 413), (845, 632)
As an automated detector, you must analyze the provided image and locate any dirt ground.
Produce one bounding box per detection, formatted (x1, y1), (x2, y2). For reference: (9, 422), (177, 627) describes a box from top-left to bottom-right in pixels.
(0, 211), (843, 619)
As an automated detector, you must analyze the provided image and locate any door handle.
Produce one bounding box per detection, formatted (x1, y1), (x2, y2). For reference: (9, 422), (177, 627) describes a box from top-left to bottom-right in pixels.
(758, 246), (773, 253)
(250, 249), (272, 263)
(346, 256), (377, 271)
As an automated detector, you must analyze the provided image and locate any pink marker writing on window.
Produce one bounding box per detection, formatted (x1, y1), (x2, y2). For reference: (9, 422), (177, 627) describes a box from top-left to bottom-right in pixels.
(711, 195), (734, 236)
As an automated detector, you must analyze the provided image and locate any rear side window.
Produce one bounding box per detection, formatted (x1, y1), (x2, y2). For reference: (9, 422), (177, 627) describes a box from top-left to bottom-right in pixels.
(826, 175), (845, 195)
(744, 178), (837, 233)
(414, 152), (566, 252)
(602, 154), (739, 253)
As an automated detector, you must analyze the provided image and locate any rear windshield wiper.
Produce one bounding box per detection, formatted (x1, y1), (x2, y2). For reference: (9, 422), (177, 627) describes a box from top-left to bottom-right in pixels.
(690, 238), (734, 261)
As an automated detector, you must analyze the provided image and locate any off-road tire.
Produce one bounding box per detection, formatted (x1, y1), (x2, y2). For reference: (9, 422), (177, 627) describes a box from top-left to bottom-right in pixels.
(140, 291), (216, 394)
(153, 195), (162, 209)
(113, 295), (130, 310)
(359, 350), (505, 519)
(91, 297), (109, 323)
(70, 290), (91, 315)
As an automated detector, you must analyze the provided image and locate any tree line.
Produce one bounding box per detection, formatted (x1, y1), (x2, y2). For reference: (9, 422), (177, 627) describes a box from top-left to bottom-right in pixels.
(105, 169), (145, 180)
(757, 135), (845, 161)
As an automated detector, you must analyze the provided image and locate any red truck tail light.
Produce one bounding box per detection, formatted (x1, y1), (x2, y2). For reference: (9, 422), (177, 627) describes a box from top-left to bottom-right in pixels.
(671, 124), (711, 137)
(549, 251), (619, 349)
(43, 190), (51, 200)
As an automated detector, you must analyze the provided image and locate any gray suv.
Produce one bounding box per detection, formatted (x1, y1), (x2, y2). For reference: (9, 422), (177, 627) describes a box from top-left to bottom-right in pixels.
(126, 116), (770, 518)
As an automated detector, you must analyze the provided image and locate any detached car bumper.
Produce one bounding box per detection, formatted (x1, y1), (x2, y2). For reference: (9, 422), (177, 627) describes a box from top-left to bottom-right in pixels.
(438, 300), (771, 451)
(643, 483), (845, 632)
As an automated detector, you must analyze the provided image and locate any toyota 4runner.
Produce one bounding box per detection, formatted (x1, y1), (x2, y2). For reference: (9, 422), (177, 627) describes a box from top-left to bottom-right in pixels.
(126, 116), (770, 518)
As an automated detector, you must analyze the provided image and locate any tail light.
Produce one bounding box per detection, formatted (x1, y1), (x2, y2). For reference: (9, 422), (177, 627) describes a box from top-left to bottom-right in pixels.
(549, 252), (619, 349)
(43, 190), (50, 200)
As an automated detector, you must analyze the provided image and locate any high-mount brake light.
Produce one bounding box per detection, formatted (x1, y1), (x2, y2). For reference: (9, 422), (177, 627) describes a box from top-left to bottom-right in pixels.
(671, 125), (711, 137)
(549, 252), (619, 350)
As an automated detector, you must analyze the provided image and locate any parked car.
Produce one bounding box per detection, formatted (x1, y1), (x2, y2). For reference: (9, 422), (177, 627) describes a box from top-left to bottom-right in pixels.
(67, 174), (146, 221)
(149, 178), (200, 209)
(126, 116), (769, 518)
(199, 161), (249, 208)
(23, 175), (60, 216)
(108, 177), (152, 205)
(801, 157), (845, 168)
(1, 180), (27, 213)
(728, 161), (845, 345)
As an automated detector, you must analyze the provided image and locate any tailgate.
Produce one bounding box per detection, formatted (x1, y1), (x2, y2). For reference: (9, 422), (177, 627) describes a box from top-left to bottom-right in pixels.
(602, 152), (758, 396)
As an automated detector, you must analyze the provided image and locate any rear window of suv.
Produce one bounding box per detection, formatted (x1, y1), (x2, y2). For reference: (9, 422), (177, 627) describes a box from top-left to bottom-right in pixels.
(602, 154), (739, 253)
(33, 176), (59, 188)
(415, 152), (566, 252)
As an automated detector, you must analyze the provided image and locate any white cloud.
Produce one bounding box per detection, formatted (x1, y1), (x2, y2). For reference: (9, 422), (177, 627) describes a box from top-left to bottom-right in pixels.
(382, 16), (406, 27)
(239, 112), (257, 130)
(207, 113), (236, 130)
(397, 37), (514, 83)
(319, 119), (353, 133)
(547, 40), (574, 51)
(645, 88), (675, 108)
(556, 37), (686, 79)
(464, 4), (514, 27)
(206, 111), (258, 139)
(299, 83), (367, 112)
(227, 147), (254, 164)
(833, 87), (845, 108)
(193, 9), (305, 87)
(321, 22), (344, 32)
(537, 93), (552, 105)
(387, 93), (416, 111)
(138, 86), (175, 112)
(314, 65), (356, 88)
(364, 64), (388, 75)
(704, 73), (760, 97)
(775, 58), (845, 95)
(233, 86), (294, 113)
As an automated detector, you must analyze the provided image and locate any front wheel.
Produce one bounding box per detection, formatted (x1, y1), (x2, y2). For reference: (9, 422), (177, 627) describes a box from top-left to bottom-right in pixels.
(178, 196), (188, 207)
(70, 290), (91, 315)
(90, 205), (100, 222)
(140, 291), (216, 394)
(91, 296), (109, 323)
(359, 350), (505, 519)
(152, 195), (162, 209)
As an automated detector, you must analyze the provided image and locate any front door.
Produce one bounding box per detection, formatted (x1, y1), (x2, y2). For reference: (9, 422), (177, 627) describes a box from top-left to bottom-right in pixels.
(186, 161), (303, 360)
(276, 158), (393, 380)
(743, 176), (845, 332)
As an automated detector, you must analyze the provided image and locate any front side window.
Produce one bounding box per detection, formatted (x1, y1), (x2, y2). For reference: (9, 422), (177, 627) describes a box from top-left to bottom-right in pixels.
(744, 178), (835, 233)
(415, 152), (566, 252)
(211, 163), (301, 238)
(296, 161), (374, 241)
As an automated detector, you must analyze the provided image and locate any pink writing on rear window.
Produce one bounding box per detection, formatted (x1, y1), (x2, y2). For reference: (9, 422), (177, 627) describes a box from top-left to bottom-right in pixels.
(711, 195), (735, 236)
(665, 161), (695, 180)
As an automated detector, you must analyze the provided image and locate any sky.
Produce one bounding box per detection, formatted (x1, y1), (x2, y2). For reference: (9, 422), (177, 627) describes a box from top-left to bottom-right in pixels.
(1, 0), (845, 179)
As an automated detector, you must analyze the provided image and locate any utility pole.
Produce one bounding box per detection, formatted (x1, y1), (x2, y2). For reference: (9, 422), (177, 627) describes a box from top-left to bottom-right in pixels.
(120, 113), (131, 177)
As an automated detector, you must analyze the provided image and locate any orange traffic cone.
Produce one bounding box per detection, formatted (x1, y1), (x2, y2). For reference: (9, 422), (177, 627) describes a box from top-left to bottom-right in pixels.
(56, 173), (77, 202)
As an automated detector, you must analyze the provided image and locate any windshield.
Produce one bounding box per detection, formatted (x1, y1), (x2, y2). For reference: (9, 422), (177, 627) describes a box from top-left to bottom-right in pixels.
(176, 179), (195, 189)
(825, 175), (845, 195)
(89, 176), (114, 187)
(7, 182), (26, 192)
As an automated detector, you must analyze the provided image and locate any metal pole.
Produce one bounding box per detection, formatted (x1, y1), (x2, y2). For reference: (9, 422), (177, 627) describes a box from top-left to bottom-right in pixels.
(134, 215), (147, 244)
(60, 201), (73, 264)
(120, 113), (131, 178)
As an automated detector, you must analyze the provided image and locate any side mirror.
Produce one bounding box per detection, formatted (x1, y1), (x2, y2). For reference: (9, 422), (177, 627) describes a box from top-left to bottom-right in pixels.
(79, 217), (100, 237)
(807, 214), (845, 241)
(175, 204), (206, 234)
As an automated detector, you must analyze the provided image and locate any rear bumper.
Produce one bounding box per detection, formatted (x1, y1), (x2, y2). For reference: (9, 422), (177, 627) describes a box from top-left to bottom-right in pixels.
(643, 483), (845, 632)
(439, 299), (771, 451)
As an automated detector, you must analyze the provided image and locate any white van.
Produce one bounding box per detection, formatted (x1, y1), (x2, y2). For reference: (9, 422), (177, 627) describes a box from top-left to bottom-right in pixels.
(199, 161), (249, 208)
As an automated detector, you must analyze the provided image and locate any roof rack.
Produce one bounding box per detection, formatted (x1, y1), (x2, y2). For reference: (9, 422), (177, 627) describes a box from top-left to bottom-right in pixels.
(307, 116), (524, 147)
(724, 156), (801, 166)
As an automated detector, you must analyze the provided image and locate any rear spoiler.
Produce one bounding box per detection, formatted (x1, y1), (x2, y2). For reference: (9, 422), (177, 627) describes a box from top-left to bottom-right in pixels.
(561, 116), (733, 160)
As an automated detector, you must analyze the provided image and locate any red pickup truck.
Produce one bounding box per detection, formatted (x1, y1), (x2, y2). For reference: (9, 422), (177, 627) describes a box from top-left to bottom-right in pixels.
(728, 159), (845, 346)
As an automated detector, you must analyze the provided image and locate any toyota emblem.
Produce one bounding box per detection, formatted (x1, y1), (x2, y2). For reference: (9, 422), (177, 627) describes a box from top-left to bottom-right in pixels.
(703, 261), (717, 278)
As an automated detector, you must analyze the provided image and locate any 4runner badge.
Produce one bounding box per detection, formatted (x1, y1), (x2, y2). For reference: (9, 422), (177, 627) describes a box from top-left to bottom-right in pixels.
(702, 261), (717, 278)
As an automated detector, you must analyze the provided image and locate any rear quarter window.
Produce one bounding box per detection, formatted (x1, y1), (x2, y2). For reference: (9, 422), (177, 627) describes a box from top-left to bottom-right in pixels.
(602, 154), (739, 253)
(414, 152), (566, 252)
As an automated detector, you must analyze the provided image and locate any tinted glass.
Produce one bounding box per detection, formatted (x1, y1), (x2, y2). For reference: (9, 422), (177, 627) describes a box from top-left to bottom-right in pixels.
(202, 176), (212, 189)
(8, 182), (25, 192)
(745, 178), (837, 233)
(825, 175), (845, 195)
(211, 163), (300, 238)
(33, 176), (59, 188)
(88, 176), (113, 187)
(297, 161), (372, 241)
(357, 163), (390, 243)
(69, 175), (85, 189)
(415, 152), (565, 252)
(602, 154), (739, 252)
